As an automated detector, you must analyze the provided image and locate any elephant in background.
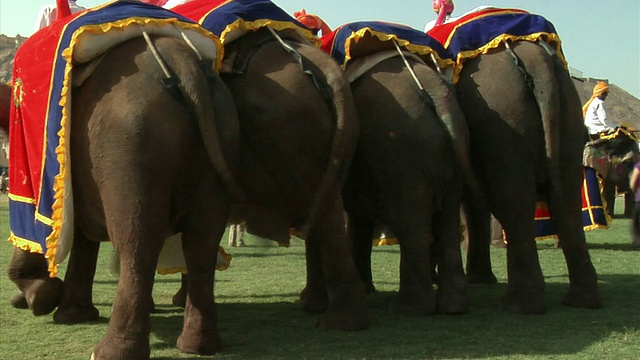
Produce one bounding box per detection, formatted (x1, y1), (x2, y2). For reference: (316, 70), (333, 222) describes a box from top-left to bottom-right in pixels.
(7, 32), (242, 359)
(457, 41), (602, 313)
(583, 129), (640, 218)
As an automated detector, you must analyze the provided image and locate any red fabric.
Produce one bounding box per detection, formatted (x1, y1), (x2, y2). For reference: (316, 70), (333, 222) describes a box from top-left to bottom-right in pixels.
(55, 0), (72, 20)
(427, 7), (527, 44)
(170, 0), (226, 17)
(140, 0), (169, 6)
(9, 17), (77, 202)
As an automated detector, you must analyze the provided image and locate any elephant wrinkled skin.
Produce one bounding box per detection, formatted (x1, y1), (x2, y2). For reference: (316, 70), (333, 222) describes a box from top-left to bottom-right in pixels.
(458, 41), (602, 313)
(343, 55), (469, 316)
(8, 35), (241, 359)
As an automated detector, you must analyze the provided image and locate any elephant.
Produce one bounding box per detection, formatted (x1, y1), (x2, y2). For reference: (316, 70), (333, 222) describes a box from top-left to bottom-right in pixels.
(343, 54), (469, 316)
(583, 129), (640, 218)
(166, 0), (369, 333)
(294, 16), (470, 316)
(8, 33), (241, 359)
(425, 7), (602, 313)
(455, 41), (602, 313)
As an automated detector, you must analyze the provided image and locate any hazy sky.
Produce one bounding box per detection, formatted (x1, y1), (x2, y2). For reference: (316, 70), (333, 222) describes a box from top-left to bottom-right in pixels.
(1, 0), (638, 97)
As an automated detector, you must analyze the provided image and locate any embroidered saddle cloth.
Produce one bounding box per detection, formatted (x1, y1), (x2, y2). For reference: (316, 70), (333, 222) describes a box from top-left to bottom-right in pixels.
(8, 0), (221, 276)
(427, 7), (566, 83)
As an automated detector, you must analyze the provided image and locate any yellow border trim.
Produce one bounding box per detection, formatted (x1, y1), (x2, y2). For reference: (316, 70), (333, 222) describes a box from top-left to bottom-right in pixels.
(8, 233), (44, 254)
(341, 27), (456, 70)
(41, 15), (224, 277)
(451, 33), (567, 84)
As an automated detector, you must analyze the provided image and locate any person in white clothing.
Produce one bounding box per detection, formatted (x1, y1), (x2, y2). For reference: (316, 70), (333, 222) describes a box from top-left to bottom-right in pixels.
(583, 81), (617, 140)
(33, 0), (86, 33)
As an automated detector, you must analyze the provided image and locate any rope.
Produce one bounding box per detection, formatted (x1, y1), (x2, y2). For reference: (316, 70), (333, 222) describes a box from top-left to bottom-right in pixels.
(142, 30), (172, 80)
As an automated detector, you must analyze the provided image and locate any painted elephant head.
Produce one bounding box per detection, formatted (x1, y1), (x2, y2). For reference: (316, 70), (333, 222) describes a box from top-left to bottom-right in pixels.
(584, 128), (640, 217)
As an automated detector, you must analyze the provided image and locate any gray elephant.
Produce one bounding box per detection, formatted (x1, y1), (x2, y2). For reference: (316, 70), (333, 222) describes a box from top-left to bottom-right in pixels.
(584, 129), (640, 218)
(296, 16), (469, 316)
(428, 8), (602, 313)
(7, 3), (242, 359)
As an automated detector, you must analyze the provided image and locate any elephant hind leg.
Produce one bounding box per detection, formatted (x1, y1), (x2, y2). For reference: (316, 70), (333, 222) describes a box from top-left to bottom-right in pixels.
(307, 190), (369, 331)
(347, 213), (376, 294)
(177, 179), (228, 355)
(547, 171), (602, 309)
(432, 189), (468, 315)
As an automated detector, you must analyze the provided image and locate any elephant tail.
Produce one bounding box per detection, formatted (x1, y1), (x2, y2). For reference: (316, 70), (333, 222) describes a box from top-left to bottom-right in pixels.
(159, 37), (246, 201)
(294, 43), (359, 236)
(510, 42), (564, 181)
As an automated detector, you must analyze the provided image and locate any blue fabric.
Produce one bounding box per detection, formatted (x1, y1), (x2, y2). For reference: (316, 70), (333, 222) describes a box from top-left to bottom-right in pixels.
(445, 12), (558, 59)
(327, 21), (452, 65)
(198, 0), (307, 37)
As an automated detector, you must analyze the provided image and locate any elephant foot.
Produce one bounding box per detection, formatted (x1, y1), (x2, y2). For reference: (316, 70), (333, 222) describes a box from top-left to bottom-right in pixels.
(177, 330), (224, 355)
(436, 288), (468, 315)
(25, 277), (64, 316)
(10, 292), (29, 309)
(562, 285), (603, 309)
(54, 304), (99, 324)
(389, 292), (436, 317)
(501, 288), (547, 314)
(92, 336), (150, 360)
(172, 290), (187, 308)
(300, 286), (329, 314)
(466, 269), (498, 284)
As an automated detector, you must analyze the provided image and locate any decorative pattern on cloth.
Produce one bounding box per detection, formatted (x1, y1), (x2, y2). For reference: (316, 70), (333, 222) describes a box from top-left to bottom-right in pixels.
(319, 21), (454, 69)
(533, 167), (610, 241)
(426, 7), (567, 83)
(170, 0), (318, 45)
(8, 0), (222, 277)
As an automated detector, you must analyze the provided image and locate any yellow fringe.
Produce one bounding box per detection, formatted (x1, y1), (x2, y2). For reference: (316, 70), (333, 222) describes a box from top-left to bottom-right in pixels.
(451, 32), (567, 84)
(42, 15), (225, 278)
(372, 237), (399, 246)
(342, 27), (456, 71)
(215, 18), (321, 47)
(8, 233), (44, 254)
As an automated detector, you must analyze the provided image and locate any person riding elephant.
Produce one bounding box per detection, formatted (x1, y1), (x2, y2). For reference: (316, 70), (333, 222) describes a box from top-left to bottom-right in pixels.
(296, 12), (470, 316)
(427, 3), (602, 313)
(583, 81), (619, 141)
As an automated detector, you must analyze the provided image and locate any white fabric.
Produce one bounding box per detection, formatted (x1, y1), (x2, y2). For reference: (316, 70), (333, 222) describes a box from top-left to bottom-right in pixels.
(33, 0), (86, 33)
(163, 0), (189, 8)
(584, 98), (616, 134)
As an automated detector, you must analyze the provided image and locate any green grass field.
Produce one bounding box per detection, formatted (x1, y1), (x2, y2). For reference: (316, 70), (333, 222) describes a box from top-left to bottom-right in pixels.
(0, 195), (638, 359)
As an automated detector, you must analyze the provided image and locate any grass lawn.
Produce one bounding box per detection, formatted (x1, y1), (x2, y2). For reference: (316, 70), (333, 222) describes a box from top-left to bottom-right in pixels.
(0, 195), (638, 359)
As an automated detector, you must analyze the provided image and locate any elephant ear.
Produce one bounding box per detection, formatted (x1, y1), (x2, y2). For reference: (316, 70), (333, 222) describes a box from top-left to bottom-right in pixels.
(583, 144), (611, 178)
